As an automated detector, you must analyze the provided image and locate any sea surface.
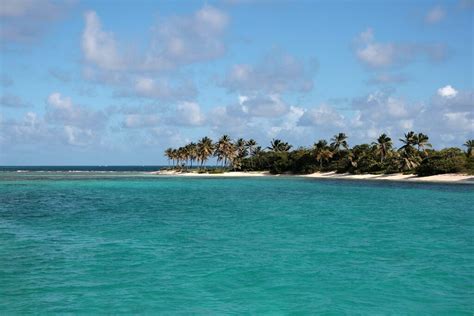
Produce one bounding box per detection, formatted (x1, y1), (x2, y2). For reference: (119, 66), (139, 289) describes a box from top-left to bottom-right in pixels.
(0, 170), (473, 314)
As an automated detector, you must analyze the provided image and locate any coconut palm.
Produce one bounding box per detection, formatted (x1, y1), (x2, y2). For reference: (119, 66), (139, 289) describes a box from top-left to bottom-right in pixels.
(177, 147), (187, 169)
(246, 139), (257, 157)
(414, 133), (432, 153)
(268, 138), (292, 152)
(164, 148), (173, 167)
(314, 139), (328, 150)
(186, 142), (197, 168)
(330, 133), (349, 151)
(464, 140), (474, 157)
(171, 149), (178, 167)
(316, 149), (334, 169)
(398, 150), (421, 172)
(372, 133), (392, 162)
(399, 131), (417, 153)
(313, 140), (333, 169)
(215, 135), (233, 167)
(245, 139), (257, 169)
(235, 138), (247, 158)
(197, 137), (214, 168)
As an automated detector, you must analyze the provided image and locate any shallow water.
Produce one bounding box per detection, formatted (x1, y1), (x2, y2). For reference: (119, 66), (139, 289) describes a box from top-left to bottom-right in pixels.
(1, 173), (473, 313)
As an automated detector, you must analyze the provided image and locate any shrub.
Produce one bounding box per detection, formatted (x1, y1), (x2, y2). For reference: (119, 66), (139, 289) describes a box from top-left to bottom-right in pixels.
(416, 148), (466, 176)
(465, 157), (474, 175)
(268, 152), (291, 174)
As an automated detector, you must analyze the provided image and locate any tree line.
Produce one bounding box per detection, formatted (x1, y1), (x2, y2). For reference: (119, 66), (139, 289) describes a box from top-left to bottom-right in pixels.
(164, 132), (474, 176)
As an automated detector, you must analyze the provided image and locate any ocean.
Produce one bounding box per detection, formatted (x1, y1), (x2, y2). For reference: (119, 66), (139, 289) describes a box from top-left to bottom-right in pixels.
(0, 170), (473, 313)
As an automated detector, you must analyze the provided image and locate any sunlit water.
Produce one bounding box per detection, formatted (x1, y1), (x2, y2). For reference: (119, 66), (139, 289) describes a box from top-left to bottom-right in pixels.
(1, 172), (473, 313)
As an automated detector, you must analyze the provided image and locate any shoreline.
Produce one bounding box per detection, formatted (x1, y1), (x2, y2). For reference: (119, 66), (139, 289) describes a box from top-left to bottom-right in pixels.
(152, 170), (474, 184)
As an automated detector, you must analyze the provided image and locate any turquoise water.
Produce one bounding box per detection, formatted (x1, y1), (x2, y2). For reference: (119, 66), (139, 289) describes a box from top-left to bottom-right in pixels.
(1, 173), (473, 314)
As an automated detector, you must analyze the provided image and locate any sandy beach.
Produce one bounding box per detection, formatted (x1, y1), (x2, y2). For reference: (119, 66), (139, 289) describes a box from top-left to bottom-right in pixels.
(152, 170), (474, 184)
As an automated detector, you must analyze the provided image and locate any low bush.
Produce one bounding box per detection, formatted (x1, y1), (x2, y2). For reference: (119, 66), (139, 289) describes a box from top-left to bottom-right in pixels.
(416, 148), (466, 176)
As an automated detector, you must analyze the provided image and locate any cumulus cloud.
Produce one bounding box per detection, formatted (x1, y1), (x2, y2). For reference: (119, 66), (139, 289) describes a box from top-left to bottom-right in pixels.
(221, 51), (316, 94)
(119, 76), (197, 101)
(437, 85), (458, 98)
(81, 6), (227, 100)
(145, 5), (229, 69)
(419, 87), (474, 143)
(0, 0), (73, 46)
(82, 6), (228, 73)
(170, 102), (206, 126)
(346, 88), (473, 147)
(122, 114), (161, 129)
(45, 92), (108, 145)
(82, 10), (124, 71)
(0, 112), (50, 145)
(298, 104), (345, 128)
(425, 5), (445, 24)
(240, 94), (289, 117)
(354, 28), (447, 69)
(0, 93), (31, 108)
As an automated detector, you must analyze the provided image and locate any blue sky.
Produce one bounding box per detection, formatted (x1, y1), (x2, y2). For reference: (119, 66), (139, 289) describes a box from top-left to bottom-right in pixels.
(0, 0), (473, 165)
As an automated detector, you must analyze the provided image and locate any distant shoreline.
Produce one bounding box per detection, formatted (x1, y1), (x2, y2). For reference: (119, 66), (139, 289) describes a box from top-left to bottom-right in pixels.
(152, 170), (474, 184)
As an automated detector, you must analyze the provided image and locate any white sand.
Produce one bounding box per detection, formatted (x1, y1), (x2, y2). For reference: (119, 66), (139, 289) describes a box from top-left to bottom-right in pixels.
(151, 170), (473, 184)
(301, 171), (474, 184)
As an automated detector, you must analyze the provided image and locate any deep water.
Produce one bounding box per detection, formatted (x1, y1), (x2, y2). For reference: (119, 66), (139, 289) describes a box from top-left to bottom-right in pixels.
(0, 172), (473, 313)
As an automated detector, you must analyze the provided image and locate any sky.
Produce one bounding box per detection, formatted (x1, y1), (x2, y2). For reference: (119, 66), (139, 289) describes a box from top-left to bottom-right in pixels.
(0, 0), (473, 165)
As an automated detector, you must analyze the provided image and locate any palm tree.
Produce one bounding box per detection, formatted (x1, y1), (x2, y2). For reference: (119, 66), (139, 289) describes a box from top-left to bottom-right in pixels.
(171, 149), (178, 168)
(245, 139), (257, 169)
(464, 140), (474, 157)
(330, 133), (349, 151)
(399, 131), (417, 153)
(197, 137), (214, 168)
(164, 148), (173, 167)
(372, 133), (392, 162)
(313, 140), (333, 169)
(215, 135), (233, 167)
(268, 138), (292, 152)
(186, 142), (197, 169)
(314, 139), (328, 150)
(414, 133), (432, 153)
(398, 150), (421, 172)
(246, 139), (257, 157)
(176, 147), (187, 169)
(235, 138), (247, 158)
(316, 149), (334, 169)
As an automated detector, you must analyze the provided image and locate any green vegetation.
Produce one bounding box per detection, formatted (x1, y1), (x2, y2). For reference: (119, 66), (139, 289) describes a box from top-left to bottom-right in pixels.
(164, 133), (474, 176)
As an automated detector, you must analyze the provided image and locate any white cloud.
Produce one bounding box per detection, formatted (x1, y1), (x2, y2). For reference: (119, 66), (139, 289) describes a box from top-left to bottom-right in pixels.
(122, 114), (161, 129)
(298, 104), (345, 128)
(80, 6), (227, 100)
(221, 51), (316, 94)
(425, 5), (445, 24)
(354, 28), (447, 69)
(437, 85), (458, 98)
(0, 111), (51, 145)
(82, 11), (124, 71)
(124, 76), (197, 101)
(145, 5), (228, 67)
(172, 102), (206, 126)
(45, 92), (107, 145)
(82, 6), (228, 73)
(241, 94), (289, 117)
